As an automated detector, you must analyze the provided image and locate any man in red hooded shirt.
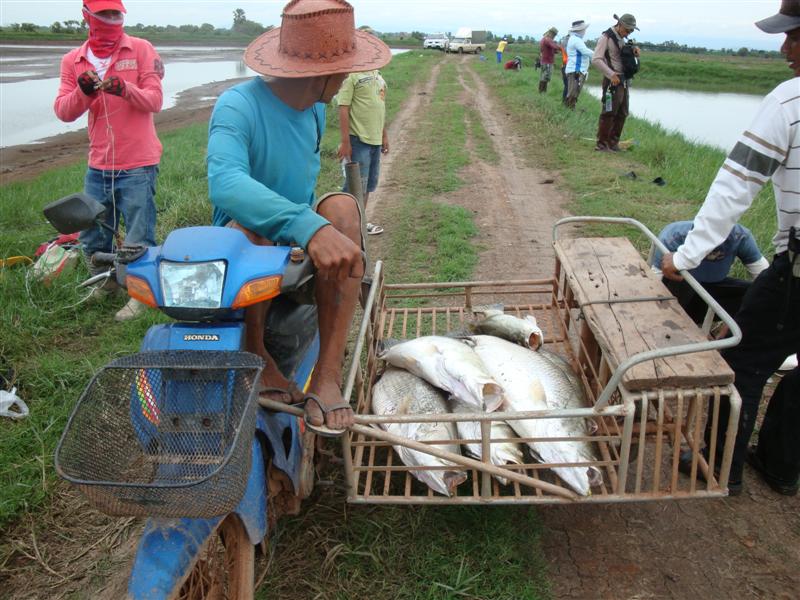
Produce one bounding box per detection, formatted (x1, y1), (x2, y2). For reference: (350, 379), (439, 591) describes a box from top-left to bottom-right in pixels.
(54, 0), (164, 321)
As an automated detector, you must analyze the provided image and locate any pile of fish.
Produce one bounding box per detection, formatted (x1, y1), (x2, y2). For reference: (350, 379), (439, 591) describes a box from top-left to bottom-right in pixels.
(371, 308), (601, 497)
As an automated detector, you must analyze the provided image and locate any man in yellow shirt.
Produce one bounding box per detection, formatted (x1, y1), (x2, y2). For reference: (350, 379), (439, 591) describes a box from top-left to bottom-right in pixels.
(337, 70), (388, 235)
(496, 37), (508, 63)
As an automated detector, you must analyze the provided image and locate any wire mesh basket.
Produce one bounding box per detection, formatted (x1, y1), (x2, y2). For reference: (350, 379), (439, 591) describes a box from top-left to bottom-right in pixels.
(55, 350), (263, 518)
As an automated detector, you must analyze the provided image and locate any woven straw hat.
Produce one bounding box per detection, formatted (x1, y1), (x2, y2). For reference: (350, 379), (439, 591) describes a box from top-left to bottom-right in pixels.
(244, 0), (392, 78)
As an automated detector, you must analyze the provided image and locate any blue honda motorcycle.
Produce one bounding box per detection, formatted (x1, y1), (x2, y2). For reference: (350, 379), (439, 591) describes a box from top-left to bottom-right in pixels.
(47, 192), (321, 599)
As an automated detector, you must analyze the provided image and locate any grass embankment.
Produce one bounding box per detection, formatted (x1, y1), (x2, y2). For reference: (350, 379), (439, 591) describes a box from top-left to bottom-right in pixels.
(506, 44), (788, 94)
(471, 53), (778, 261)
(0, 51), (435, 529)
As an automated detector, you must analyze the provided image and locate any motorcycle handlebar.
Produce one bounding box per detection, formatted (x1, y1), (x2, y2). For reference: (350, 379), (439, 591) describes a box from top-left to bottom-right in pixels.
(91, 252), (117, 266)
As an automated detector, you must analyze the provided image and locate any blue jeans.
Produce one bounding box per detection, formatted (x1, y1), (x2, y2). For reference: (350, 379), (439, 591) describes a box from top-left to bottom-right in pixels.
(81, 165), (158, 256)
(496, 51), (502, 63)
(342, 135), (381, 195)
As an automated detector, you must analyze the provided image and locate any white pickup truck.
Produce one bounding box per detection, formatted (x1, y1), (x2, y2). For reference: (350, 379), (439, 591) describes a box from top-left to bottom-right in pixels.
(446, 29), (487, 54)
(423, 33), (449, 50)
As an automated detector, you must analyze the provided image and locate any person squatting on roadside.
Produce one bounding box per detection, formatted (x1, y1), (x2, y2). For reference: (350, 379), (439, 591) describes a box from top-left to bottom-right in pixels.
(564, 20), (593, 109)
(337, 69), (388, 235)
(504, 56), (523, 71)
(496, 37), (508, 64)
(592, 13), (640, 151)
(651, 221), (768, 325)
(54, 0), (164, 322)
(207, 0), (392, 435)
(538, 28), (560, 93)
(661, 0), (800, 497)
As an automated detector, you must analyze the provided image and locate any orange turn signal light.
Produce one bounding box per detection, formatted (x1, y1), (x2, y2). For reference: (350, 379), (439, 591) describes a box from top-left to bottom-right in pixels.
(232, 275), (282, 309)
(126, 275), (158, 308)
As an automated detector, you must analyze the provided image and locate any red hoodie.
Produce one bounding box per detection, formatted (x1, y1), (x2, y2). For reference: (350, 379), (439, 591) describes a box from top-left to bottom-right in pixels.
(54, 34), (164, 170)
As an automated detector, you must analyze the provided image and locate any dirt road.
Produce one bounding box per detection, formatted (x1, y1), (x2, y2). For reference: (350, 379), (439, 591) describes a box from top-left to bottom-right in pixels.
(367, 56), (800, 600)
(2, 54), (798, 600)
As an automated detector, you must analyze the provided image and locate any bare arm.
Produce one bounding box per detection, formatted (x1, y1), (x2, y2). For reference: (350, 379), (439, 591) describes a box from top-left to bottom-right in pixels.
(337, 104), (352, 161)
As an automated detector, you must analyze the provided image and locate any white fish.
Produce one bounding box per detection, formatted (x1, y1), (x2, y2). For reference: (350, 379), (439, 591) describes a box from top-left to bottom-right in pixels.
(450, 402), (524, 485)
(378, 336), (504, 412)
(469, 308), (544, 350)
(371, 367), (467, 496)
(471, 335), (601, 496)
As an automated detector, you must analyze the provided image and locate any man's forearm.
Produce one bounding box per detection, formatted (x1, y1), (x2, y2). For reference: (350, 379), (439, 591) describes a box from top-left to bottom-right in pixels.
(338, 105), (351, 143)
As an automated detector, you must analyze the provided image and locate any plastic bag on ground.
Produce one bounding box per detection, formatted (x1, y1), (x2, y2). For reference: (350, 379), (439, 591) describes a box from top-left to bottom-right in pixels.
(0, 387), (29, 419)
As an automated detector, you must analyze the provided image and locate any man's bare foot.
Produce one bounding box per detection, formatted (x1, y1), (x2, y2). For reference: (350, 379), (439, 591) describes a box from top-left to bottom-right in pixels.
(257, 357), (304, 404)
(305, 376), (354, 430)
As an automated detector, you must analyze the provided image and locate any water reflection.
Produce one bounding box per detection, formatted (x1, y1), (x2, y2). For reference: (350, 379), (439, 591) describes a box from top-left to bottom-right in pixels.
(586, 86), (763, 151)
(0, 47), (409, 147)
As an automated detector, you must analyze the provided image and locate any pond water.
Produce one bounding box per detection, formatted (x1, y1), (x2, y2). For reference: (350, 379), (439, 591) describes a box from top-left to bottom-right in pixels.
(0, 46), (409, 148)
(586, 86), (763, 151)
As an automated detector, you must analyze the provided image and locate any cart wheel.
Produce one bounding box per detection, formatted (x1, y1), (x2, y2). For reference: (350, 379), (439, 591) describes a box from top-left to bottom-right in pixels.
(172, 514), (254, 600)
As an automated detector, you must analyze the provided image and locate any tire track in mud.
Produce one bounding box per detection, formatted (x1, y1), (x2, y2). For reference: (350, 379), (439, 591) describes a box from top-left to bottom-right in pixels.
(456, 60), (570, 282)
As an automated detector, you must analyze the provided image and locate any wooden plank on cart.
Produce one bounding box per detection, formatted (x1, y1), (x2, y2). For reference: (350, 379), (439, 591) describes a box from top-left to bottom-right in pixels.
(554, 237), (734, 390)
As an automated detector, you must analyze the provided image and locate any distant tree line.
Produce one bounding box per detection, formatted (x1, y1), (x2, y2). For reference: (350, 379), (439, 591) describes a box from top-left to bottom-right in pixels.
(0, 15), (784, 58)
(0, 8), (271, 37)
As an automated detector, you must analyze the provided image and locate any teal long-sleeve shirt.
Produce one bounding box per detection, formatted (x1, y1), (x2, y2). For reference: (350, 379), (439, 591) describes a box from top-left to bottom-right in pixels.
(207, 77), (330, 248)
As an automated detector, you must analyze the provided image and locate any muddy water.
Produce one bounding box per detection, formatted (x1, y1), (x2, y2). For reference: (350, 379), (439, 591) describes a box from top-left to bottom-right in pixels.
(0, 45), (409, 148)
(586, 85), (763, 151)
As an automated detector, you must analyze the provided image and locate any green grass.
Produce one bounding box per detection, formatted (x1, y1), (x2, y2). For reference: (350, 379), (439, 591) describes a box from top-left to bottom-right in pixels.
(471, 55), (778, 262)
(507, 44), (790, 95)
(0, 51), (435, 531)
(258, 503), (550, 600)
(379, 60), (479, 284)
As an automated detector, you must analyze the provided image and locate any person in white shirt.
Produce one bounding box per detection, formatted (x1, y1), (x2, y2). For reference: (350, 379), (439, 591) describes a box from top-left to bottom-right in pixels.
(662, 0), (800, 496)
(564, 20), (593, 109)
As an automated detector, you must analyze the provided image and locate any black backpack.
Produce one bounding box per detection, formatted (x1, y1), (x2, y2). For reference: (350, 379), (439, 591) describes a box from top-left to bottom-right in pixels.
(604, 28), (639, 80)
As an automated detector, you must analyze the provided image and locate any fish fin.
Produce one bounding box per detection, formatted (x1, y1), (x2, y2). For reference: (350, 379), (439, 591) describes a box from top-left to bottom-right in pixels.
(472, 303), (504, 318)
(376, 338), (404, 357)
(445, 328), (474, 340)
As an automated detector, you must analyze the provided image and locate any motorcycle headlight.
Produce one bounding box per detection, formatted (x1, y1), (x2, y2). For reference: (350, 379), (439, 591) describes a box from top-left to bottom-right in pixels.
(159, 260), (226, 308)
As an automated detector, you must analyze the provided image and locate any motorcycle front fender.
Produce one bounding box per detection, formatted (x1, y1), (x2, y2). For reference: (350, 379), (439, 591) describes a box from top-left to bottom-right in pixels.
(126, 439), (267, 600)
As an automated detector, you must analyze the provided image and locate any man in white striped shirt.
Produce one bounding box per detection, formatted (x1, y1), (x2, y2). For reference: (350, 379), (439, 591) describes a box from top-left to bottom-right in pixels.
(662, 0), (800, 496)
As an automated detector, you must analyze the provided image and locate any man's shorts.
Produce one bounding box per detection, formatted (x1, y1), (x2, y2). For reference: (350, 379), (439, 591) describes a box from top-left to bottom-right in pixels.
(539, 63), (554, 82)
(343, 134), (382, 194)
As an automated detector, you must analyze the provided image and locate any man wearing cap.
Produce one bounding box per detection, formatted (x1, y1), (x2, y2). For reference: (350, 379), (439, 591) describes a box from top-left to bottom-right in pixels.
(496, 37), (508, 64)
(538, 28), (560, 93)
(662, 0), (800, 496)
(591, 13), (640, 151)
(54, 0), (164, 322)
(207, 0), (392, 435)
(564, 20), (593, 109)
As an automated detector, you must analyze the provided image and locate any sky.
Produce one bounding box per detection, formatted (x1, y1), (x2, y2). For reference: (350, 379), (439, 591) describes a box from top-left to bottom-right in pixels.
(0, 0), (789, 51)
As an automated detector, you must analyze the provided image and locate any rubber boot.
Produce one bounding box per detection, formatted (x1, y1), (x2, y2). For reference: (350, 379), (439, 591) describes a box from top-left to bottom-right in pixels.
(538, 81), (547, 94)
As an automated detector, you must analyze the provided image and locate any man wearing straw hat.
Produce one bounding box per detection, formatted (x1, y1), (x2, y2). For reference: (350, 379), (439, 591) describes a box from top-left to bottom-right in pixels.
(207, 0), (392, 435)
(564, 19), (593, 109)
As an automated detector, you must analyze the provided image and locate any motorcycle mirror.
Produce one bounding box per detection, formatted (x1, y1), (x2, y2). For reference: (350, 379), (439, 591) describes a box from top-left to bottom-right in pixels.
(43, 193), (106, 235)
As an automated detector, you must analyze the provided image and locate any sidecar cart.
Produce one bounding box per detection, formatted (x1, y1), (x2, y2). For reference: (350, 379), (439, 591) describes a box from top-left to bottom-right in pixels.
(341, 217), (741, 505)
